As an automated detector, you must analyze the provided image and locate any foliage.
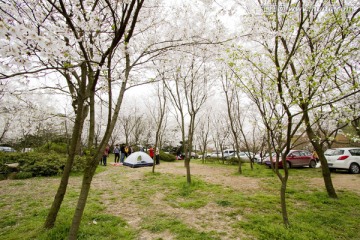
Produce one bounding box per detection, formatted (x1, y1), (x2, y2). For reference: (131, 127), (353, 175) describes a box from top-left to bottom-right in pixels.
(159, 151), (176, 162)
(36, 142), (68, 154)
(0, 152), (86, 179)
(14, 171), (33, 179)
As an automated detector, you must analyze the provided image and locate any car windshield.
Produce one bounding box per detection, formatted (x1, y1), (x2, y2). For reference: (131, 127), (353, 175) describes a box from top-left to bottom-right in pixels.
(324, 149), (344, 156)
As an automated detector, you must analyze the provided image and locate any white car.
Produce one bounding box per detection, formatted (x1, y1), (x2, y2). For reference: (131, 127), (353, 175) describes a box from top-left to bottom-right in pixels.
(223, 149), (236, 158)
(324, 148), (360, 174)
(210, 152), (222, 158)
(0, 146), (16, 152)
(222, 150), (255, 162)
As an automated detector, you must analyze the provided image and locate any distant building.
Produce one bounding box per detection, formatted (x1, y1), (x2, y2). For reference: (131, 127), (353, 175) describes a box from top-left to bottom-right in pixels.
(291, 132), (360, 150)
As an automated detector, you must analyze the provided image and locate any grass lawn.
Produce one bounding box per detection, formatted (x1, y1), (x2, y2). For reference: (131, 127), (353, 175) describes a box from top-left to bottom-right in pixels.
(0, 157), (359, 240)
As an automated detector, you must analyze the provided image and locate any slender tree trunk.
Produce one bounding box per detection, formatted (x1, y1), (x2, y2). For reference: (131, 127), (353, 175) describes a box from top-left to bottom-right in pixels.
(68, 51), (129, 238)
(87, 94), (95, 147)
(274, 152), (290, 228)
(303, 108), (337, 198)
(185, 158), (191, 183)
(68, 159), (98, 240)
(44, 97), (87, 229)
(280, 178), (290, 228)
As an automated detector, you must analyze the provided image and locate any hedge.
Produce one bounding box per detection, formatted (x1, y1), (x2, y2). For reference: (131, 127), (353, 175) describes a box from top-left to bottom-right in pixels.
(0, 152), (86, 179)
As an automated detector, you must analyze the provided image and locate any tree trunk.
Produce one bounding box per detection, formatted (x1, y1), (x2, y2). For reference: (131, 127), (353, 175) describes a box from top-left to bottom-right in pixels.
(185, 158), (191, 183)
(303, 109), (337, 198)
(87, 94), (95, 148)
(68, 158), (98, 240)
(67, 49), (130, 238)
(280, 179), (290, 228)
(275, 152), (290, 228)
(44, 97), (87, 229)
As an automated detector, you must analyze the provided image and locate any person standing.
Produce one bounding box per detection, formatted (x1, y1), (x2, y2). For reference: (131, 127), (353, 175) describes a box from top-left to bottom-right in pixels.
(114, 144), (120, 163)
(120, 144), (126, 164)
(124, 145), (130, 158)
(149, 146), (155, 160)
(102, 144), (110, 166)
(312, 150), (319, 163)
(155, 147), (160, 165)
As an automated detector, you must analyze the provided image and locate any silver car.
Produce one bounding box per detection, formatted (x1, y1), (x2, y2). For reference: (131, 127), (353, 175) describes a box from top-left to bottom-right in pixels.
(324, 148), (360, 174)
(0, 146), (16, 152)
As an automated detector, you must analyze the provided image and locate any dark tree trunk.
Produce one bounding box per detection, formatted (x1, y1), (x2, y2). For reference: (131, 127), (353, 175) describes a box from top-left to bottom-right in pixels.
(68, 159), (98, 240)
(280, 178), (290, 228)
(185, 158), (191, 184)
(44, 96), (87, 229)
(303, 109), (338, 198)
(87, 94), (95, 148)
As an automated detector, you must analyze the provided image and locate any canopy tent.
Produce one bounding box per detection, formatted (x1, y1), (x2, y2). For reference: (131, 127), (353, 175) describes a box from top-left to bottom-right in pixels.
(123, 151), (154, 168)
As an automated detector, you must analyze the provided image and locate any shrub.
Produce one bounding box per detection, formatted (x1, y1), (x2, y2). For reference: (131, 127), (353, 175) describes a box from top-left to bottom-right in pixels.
(72, 155), (87, 172)
(19, 153), (66, 176)
(36, 142), (68, 154)
(226, 157), (245, 165)
(160, 151), (176, 162)
(14, 172), (33, 179)
(0, 152), (86, 179)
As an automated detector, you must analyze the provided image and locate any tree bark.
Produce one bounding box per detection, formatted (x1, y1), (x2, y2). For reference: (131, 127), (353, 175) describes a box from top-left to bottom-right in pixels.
(185, 158), (191, 183)
(280, 178), (290, 228)
(303, 108), (338, 198)
(44, 93), (87, 229)
(68, 160), (98, 239)
(87, 94), (95, 148)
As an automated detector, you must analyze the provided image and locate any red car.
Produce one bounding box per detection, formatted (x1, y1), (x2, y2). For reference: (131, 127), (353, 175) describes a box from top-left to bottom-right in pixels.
(264, 150), (317, 169)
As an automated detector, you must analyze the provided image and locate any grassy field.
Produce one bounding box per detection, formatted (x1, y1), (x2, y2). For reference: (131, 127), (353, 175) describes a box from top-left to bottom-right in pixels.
(0, 157), (359, 240)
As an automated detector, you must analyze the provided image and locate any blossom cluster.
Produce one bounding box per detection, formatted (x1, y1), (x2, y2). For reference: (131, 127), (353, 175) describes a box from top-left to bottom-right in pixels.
(261, 4), (355, 13)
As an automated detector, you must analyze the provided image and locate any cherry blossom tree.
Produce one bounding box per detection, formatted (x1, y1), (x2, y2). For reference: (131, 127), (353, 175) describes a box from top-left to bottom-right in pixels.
(225, 0), (359, 227)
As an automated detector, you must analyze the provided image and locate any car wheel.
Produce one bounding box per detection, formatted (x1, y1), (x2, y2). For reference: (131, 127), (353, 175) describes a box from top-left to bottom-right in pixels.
(309, 160), (317, 168)
(349, 163), (360, 174)
(286, 161), (291, 169)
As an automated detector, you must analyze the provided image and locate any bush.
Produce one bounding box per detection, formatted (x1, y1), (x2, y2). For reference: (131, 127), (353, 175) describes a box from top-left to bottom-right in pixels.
(36, 142), (68, 154)
(72, 155), (87, 172)
(17, 153), (66, 176)
(14, 172), (33, 179)
(159, 151), (176, 162)
(0, 152), (86, 179)
(225, 157), (245, 165)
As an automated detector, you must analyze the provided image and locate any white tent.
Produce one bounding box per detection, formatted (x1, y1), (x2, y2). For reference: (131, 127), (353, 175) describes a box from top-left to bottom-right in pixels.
(123, 151), (154, 168)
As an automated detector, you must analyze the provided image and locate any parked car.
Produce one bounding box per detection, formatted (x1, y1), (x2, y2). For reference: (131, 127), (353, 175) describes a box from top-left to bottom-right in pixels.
(238, 152), (255, 162)
(254, 153), (262, 163)
(255, 152), (275, 164)
(324, 148), (360, 174)
(264, 150), (317, 168)
(0, 146), (16, 152)
(210, 152), (222, 158)
(221, 150), (255, 162)
(223, 149), (236, 158)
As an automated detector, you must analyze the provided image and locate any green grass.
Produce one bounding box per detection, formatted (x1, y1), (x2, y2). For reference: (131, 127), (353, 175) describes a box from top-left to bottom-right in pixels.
(142, 213), (222, 239)
(0, 160), (359, 240)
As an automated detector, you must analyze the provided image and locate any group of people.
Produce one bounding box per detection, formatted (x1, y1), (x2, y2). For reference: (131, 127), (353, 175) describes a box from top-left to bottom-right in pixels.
(113, 144), (133, 164)
(100, 144), (160, 166)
